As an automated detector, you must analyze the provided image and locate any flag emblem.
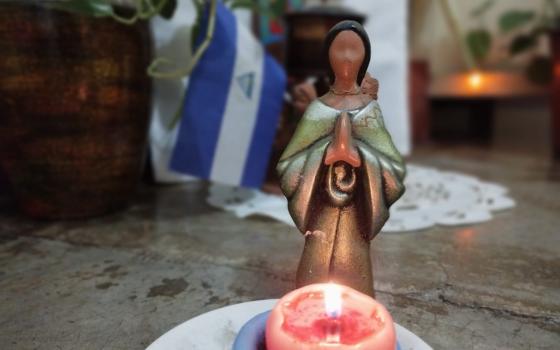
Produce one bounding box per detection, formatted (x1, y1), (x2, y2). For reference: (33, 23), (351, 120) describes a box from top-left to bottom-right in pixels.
(236, 72), (255, 99)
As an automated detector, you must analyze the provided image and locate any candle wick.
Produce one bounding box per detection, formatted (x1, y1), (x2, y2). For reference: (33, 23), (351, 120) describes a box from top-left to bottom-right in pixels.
(324, 317), (341, 344)
(326, 309), (340, 318)
(323, 283), (342, 343)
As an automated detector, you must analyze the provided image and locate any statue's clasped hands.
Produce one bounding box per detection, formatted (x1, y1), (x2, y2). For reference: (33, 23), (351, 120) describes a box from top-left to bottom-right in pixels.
(324, 111), (361, 168)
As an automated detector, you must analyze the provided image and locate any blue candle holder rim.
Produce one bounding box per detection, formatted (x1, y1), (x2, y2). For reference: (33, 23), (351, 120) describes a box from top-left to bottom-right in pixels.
(232, 310), (402, 350)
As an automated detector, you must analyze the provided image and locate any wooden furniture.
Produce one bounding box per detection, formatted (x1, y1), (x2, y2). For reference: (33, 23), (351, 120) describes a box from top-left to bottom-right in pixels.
(410, 60), (431, 145)
(550, 29), (560, 159)
(429, 71), (550, 144)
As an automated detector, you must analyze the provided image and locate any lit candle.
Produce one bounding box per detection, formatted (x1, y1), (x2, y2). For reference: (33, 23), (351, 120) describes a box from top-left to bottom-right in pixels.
(266, 283), (396, 350)
(467, 71), (483, 90)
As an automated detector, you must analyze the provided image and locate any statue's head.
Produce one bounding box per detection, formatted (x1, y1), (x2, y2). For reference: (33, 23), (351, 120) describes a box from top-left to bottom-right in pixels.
(324, 20), (371, 86)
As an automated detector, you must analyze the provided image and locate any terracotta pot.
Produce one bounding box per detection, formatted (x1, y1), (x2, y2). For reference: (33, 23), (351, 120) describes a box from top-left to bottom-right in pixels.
(0, 3), (152, 219)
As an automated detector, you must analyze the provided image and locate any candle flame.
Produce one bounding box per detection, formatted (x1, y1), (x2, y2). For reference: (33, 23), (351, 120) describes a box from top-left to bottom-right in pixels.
(324, 283), (342, 318)
(468, 71), (483, 89)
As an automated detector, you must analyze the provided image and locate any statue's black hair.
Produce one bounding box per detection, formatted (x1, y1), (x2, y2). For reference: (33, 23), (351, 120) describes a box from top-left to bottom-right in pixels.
(323, 20), (371, 85)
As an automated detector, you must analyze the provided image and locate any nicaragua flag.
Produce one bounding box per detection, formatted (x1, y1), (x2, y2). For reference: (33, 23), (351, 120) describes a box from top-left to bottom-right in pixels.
(170, 1), (286, 188)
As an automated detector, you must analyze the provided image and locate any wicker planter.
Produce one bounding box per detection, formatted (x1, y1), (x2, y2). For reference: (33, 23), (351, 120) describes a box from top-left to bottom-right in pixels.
(0, 3), (152, 219)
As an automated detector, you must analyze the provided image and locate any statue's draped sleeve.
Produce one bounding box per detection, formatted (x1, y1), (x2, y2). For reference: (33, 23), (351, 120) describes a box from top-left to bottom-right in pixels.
(277, 100), (406, 239)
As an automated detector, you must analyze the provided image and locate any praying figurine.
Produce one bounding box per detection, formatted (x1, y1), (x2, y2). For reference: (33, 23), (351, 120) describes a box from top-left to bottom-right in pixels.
(277, 21), (406, 297)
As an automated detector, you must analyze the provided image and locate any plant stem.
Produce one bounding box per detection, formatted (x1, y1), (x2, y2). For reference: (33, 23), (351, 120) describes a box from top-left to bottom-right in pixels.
(150, 0), (218, 129)
(148, 0), (217, 79)
(438, 0), (477, 70)
(111, 0), (168, 24)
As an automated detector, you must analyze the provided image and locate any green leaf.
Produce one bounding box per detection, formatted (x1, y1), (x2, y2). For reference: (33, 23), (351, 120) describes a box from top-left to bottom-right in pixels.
(135, 0), (175, 20)
(147, 0), (176, 19)
(470, 0), (495, 18)
(230, 0), (258, 10)
(499, 10), (535, 32)
(158, 0), (177, 19)
(269, 0), (286, 18)
(229, 0), (278, 17)
(466, 29), (492, 62)
(46, 0), (114, 17)
(509, 34), (537, 55)
(191, 22), (200, 51)
(191, 0), (205, 50)
(526, 56), (552, 85)
(51, 0), (112, 17)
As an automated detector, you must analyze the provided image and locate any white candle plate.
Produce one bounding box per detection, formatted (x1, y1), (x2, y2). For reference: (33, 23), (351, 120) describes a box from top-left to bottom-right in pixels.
(147, 300), (432, 350)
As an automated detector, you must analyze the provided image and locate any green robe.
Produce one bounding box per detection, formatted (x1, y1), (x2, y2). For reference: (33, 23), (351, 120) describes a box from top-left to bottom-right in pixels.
(276, 98), (406, 295)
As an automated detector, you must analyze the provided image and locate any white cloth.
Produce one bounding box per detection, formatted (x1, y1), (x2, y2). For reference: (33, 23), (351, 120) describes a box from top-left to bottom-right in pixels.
(150, 0), (197, 183)
(207, 164), (515, 232)
(149, 3), (252, 183)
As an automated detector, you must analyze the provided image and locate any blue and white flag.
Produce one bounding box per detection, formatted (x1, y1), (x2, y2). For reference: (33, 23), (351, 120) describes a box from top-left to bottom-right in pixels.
(169, 2), (286, 188)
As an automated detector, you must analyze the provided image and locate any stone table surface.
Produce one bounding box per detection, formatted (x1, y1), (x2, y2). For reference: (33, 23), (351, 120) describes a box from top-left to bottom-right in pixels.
(0, 147), (559, 350)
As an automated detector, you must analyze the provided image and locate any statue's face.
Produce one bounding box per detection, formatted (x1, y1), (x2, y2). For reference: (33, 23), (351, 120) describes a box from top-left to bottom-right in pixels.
(329, 30), (365, 84)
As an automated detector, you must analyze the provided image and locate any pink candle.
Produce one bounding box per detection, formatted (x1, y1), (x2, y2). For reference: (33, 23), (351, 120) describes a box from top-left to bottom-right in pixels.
(266, 283), (396, 350)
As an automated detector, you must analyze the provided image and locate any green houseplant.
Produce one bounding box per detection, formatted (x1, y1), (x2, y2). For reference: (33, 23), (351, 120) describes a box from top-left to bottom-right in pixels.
(464, 0), (560, 84)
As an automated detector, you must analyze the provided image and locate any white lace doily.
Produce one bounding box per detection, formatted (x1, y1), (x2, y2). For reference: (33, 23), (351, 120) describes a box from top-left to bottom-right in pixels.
(207, 164), (515, 232)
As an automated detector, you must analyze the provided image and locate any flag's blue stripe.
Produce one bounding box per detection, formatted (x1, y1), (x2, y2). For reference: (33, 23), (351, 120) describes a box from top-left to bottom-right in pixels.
(241, 55), (286, 187)
(170, 3), (237, 178)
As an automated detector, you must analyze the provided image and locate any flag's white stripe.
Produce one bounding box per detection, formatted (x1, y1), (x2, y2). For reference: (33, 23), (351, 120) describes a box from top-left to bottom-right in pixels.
(210, 18), (264, 185)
